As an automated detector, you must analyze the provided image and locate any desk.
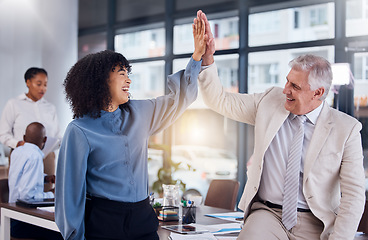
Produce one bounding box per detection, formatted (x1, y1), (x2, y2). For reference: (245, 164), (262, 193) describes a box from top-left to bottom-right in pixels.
(0, 203), (238, 240)
(0, 203), (59, 240)
(158, 205), (240, 239)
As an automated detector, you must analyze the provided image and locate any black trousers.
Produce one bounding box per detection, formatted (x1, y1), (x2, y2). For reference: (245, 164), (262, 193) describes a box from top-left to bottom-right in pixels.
(11, 219), (63, 240)
(85, 195), (159, 240)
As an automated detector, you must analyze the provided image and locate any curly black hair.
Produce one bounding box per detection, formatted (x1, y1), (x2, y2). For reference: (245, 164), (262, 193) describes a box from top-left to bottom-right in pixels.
(64, 50), (131, 119)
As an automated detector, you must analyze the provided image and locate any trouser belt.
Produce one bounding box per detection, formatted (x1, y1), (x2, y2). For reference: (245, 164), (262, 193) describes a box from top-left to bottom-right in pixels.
(260, 200), (311, 212)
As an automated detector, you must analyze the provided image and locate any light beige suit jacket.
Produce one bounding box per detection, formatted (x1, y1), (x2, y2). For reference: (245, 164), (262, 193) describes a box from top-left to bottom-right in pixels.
(198, 63), (365, 240)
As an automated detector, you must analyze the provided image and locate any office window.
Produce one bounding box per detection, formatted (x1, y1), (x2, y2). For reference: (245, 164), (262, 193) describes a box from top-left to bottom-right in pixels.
(174, 16), (239, 55)
(249, 3), (334, 47)
(294, 10), (300, 29)
(249, 63), (279, 88)
(248, 46), (335, 102)
(171, 55), (238, 197)
(115, 26), (165, 59)
(79, 0), (107, 28)
(346, 0), (368, 37)
(354, 53), (368, 82)
(129, 61), (165, 100)
(116, 0), (165, 22)
(353, 52), (368, 198)
(309, 7), (327, 26)
(176, 0), (235, 11)
(130, 60), (165, 191)
(353, 52), (368, 108)
(78, 33), (107, 59)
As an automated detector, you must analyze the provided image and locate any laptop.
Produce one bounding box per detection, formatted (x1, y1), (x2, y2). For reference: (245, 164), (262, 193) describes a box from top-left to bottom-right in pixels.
(16, 198), (55, 208)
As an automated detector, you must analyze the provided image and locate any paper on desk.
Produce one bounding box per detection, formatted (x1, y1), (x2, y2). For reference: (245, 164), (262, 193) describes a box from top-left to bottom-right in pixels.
(215, 237), (237, 240)
(37, 206), (55, 212)
(199, 223), (242, 235)
(169, 232), (217, 240)
(205, 211), (244, 223)
(42, 136), (60, 156)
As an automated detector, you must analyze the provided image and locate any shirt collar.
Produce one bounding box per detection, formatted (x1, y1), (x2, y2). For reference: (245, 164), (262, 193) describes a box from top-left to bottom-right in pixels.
(305, 101), (323, 125)
(23, 142), (45, 158)
(18, 93), (45, 103)
(289, 101), (324, 125)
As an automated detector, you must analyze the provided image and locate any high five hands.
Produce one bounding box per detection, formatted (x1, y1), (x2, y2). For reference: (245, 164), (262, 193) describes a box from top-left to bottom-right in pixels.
(192, 13), (207, 61)
(194, 10), (215, 65)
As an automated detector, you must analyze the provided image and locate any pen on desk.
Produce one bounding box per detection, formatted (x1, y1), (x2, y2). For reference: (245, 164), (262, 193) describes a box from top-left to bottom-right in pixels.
(235, 217), (244, 221)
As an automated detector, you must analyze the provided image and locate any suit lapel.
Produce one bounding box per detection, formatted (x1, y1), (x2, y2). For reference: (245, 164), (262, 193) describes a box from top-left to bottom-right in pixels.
(303, 103), (333, 180)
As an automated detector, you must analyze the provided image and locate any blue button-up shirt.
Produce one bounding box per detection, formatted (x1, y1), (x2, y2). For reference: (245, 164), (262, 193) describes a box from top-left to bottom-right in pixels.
(55, 57), (200, 240)
(8, 142), (54, 203)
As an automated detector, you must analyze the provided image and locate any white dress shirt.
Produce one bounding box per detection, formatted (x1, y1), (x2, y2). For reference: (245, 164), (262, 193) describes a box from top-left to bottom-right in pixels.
(258, 102), (323, 209)
(8, 143), (54, 203)
(0, 93), (61, 149)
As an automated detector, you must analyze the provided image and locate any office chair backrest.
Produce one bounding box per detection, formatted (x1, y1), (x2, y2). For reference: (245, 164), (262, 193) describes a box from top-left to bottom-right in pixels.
(358, 200), (368, 233)
(204, 179), (240, 211)
(0, 178), (9, 203)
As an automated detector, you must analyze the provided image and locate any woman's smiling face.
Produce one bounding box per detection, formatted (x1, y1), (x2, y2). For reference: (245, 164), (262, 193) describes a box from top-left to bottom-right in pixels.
(107, 65), (131, 112)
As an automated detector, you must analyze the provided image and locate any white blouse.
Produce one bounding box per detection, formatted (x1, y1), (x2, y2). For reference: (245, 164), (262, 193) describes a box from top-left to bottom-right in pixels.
(0, 93), (61, 149)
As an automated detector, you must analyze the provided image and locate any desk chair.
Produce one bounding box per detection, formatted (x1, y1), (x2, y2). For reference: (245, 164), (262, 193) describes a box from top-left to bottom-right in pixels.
(0, 178), (9, 203)
(0, 178), (36, 240)
(358, 200), (368, 234)
(204, 179), (240, 211)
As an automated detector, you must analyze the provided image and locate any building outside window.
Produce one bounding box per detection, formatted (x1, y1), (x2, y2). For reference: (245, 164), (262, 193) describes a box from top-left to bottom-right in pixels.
(249, 3), (334, 47)
(115, 26), (165, 59)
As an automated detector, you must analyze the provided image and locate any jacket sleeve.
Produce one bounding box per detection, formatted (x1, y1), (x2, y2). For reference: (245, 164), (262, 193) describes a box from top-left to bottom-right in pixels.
(55, 123), (89, 240)
(198, 63), (267, 126)
(329, 121), (365, 240)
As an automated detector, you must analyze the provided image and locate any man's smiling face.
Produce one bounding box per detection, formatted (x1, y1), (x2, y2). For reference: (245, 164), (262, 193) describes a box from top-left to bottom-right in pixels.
(283, 68), (323, 115)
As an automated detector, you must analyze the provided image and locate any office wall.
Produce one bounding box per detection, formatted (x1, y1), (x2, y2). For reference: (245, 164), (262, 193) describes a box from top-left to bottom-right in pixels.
(0, 0), (77, 139)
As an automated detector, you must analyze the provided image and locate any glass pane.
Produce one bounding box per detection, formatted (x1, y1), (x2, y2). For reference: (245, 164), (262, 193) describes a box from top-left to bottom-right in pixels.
(249, 3), (334, 47)
(172, 55), (239, 198)
(346, 0), (368, 37)
(248, 46), (335, 104)
(129, 60), (165, 193)
(116, 0), (165, 22)
(353, 52), (368, 199)
(353, 52), (368, 107)
(78, 33), (107, 60)
(176, 0), (235, 11)
(78, 0), (107, 28)
(115, 27), (165, 60)
(174, 17), (239, 55)
(129, 61), (165, 100)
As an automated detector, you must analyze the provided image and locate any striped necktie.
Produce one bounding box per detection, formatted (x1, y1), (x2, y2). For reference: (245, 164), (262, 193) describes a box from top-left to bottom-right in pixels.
(282, 115), (307, 230)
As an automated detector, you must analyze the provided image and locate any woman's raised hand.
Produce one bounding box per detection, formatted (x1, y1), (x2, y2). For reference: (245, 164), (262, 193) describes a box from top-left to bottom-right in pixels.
(192, 15), (207, 61)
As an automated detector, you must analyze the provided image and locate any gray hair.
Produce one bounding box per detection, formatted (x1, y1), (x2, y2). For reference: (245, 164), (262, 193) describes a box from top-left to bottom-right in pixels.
(288, 54), (332, 101)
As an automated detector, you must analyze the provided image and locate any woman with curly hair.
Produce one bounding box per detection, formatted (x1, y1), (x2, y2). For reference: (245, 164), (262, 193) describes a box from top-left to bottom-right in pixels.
(55, 17), (208, 240)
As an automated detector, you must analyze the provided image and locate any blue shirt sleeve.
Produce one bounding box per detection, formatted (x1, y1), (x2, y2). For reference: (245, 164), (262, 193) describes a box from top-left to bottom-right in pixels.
(55, 123), (89, 240)
(148, 57), (200, 135)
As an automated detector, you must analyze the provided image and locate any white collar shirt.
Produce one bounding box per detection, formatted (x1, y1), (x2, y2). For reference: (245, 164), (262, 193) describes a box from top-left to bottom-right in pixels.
(0, 93), (61, 149)
(258, 102), (324, 209)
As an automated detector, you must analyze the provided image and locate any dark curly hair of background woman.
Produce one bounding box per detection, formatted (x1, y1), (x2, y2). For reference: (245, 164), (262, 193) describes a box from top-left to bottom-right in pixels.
(63, 50), (131, 119)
